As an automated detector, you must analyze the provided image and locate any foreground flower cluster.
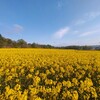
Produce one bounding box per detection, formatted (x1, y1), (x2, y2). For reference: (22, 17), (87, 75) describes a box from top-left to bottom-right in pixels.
(0, 49), (100, 100)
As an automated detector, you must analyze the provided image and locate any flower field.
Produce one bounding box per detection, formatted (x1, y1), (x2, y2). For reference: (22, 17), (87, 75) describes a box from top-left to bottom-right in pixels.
(0, 49), (100, 100)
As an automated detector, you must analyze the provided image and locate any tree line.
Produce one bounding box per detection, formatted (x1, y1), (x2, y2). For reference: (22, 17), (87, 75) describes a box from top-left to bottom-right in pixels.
(0, 34), (100, 50)
(0, 34), (54, 48)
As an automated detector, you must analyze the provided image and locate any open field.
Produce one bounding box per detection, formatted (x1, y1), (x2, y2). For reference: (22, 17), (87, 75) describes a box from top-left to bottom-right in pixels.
(0, 49), (100, 100)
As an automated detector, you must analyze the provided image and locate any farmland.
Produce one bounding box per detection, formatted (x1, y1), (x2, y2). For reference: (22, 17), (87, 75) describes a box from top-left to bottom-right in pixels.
(0, 49), (100, 100)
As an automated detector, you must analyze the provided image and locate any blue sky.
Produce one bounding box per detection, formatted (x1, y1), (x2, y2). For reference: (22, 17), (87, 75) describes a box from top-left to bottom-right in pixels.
(0, 0), (100, 46)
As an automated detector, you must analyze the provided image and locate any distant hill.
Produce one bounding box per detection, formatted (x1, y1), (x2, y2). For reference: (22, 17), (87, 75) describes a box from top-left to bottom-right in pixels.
(92, 45), (100, 50)
(0, 34), (100, 50)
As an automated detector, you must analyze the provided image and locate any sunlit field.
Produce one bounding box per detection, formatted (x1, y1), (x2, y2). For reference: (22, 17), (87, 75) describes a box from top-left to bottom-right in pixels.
(0, 49), (100, 100)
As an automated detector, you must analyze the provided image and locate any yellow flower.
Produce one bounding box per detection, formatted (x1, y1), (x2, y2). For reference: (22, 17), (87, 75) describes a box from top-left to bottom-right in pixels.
(26, 74), (32, 79)
(14, 84), (21, 91)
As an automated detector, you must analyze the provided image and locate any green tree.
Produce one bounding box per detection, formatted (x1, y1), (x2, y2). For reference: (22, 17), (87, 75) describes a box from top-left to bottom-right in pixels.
(17, 39), (27, 48)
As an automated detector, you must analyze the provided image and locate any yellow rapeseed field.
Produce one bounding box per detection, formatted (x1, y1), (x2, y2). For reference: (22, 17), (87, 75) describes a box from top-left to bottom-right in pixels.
(0, 49), (100, 100)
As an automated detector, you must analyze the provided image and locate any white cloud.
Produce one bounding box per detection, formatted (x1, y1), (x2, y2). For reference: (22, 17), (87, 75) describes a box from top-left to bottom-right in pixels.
(5, 24), (24, 34)
(57, 2), (62, 8)
(85, 12), (100, 19)
(75, 12), (100, 25)
(57, 0), (65, 9)
(73, 30), (79, 34)
(75, 19), (86, 25)
(13, 24), (23, 33)
(74, 30), (79, 33)
(79, 30), (100, 37)
(80, 31), (94, 37)
(53, 27), (70, 39)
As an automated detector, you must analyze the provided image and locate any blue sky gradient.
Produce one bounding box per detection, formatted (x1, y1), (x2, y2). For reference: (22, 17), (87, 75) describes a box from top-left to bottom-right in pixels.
(0, 0), (100, 46)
